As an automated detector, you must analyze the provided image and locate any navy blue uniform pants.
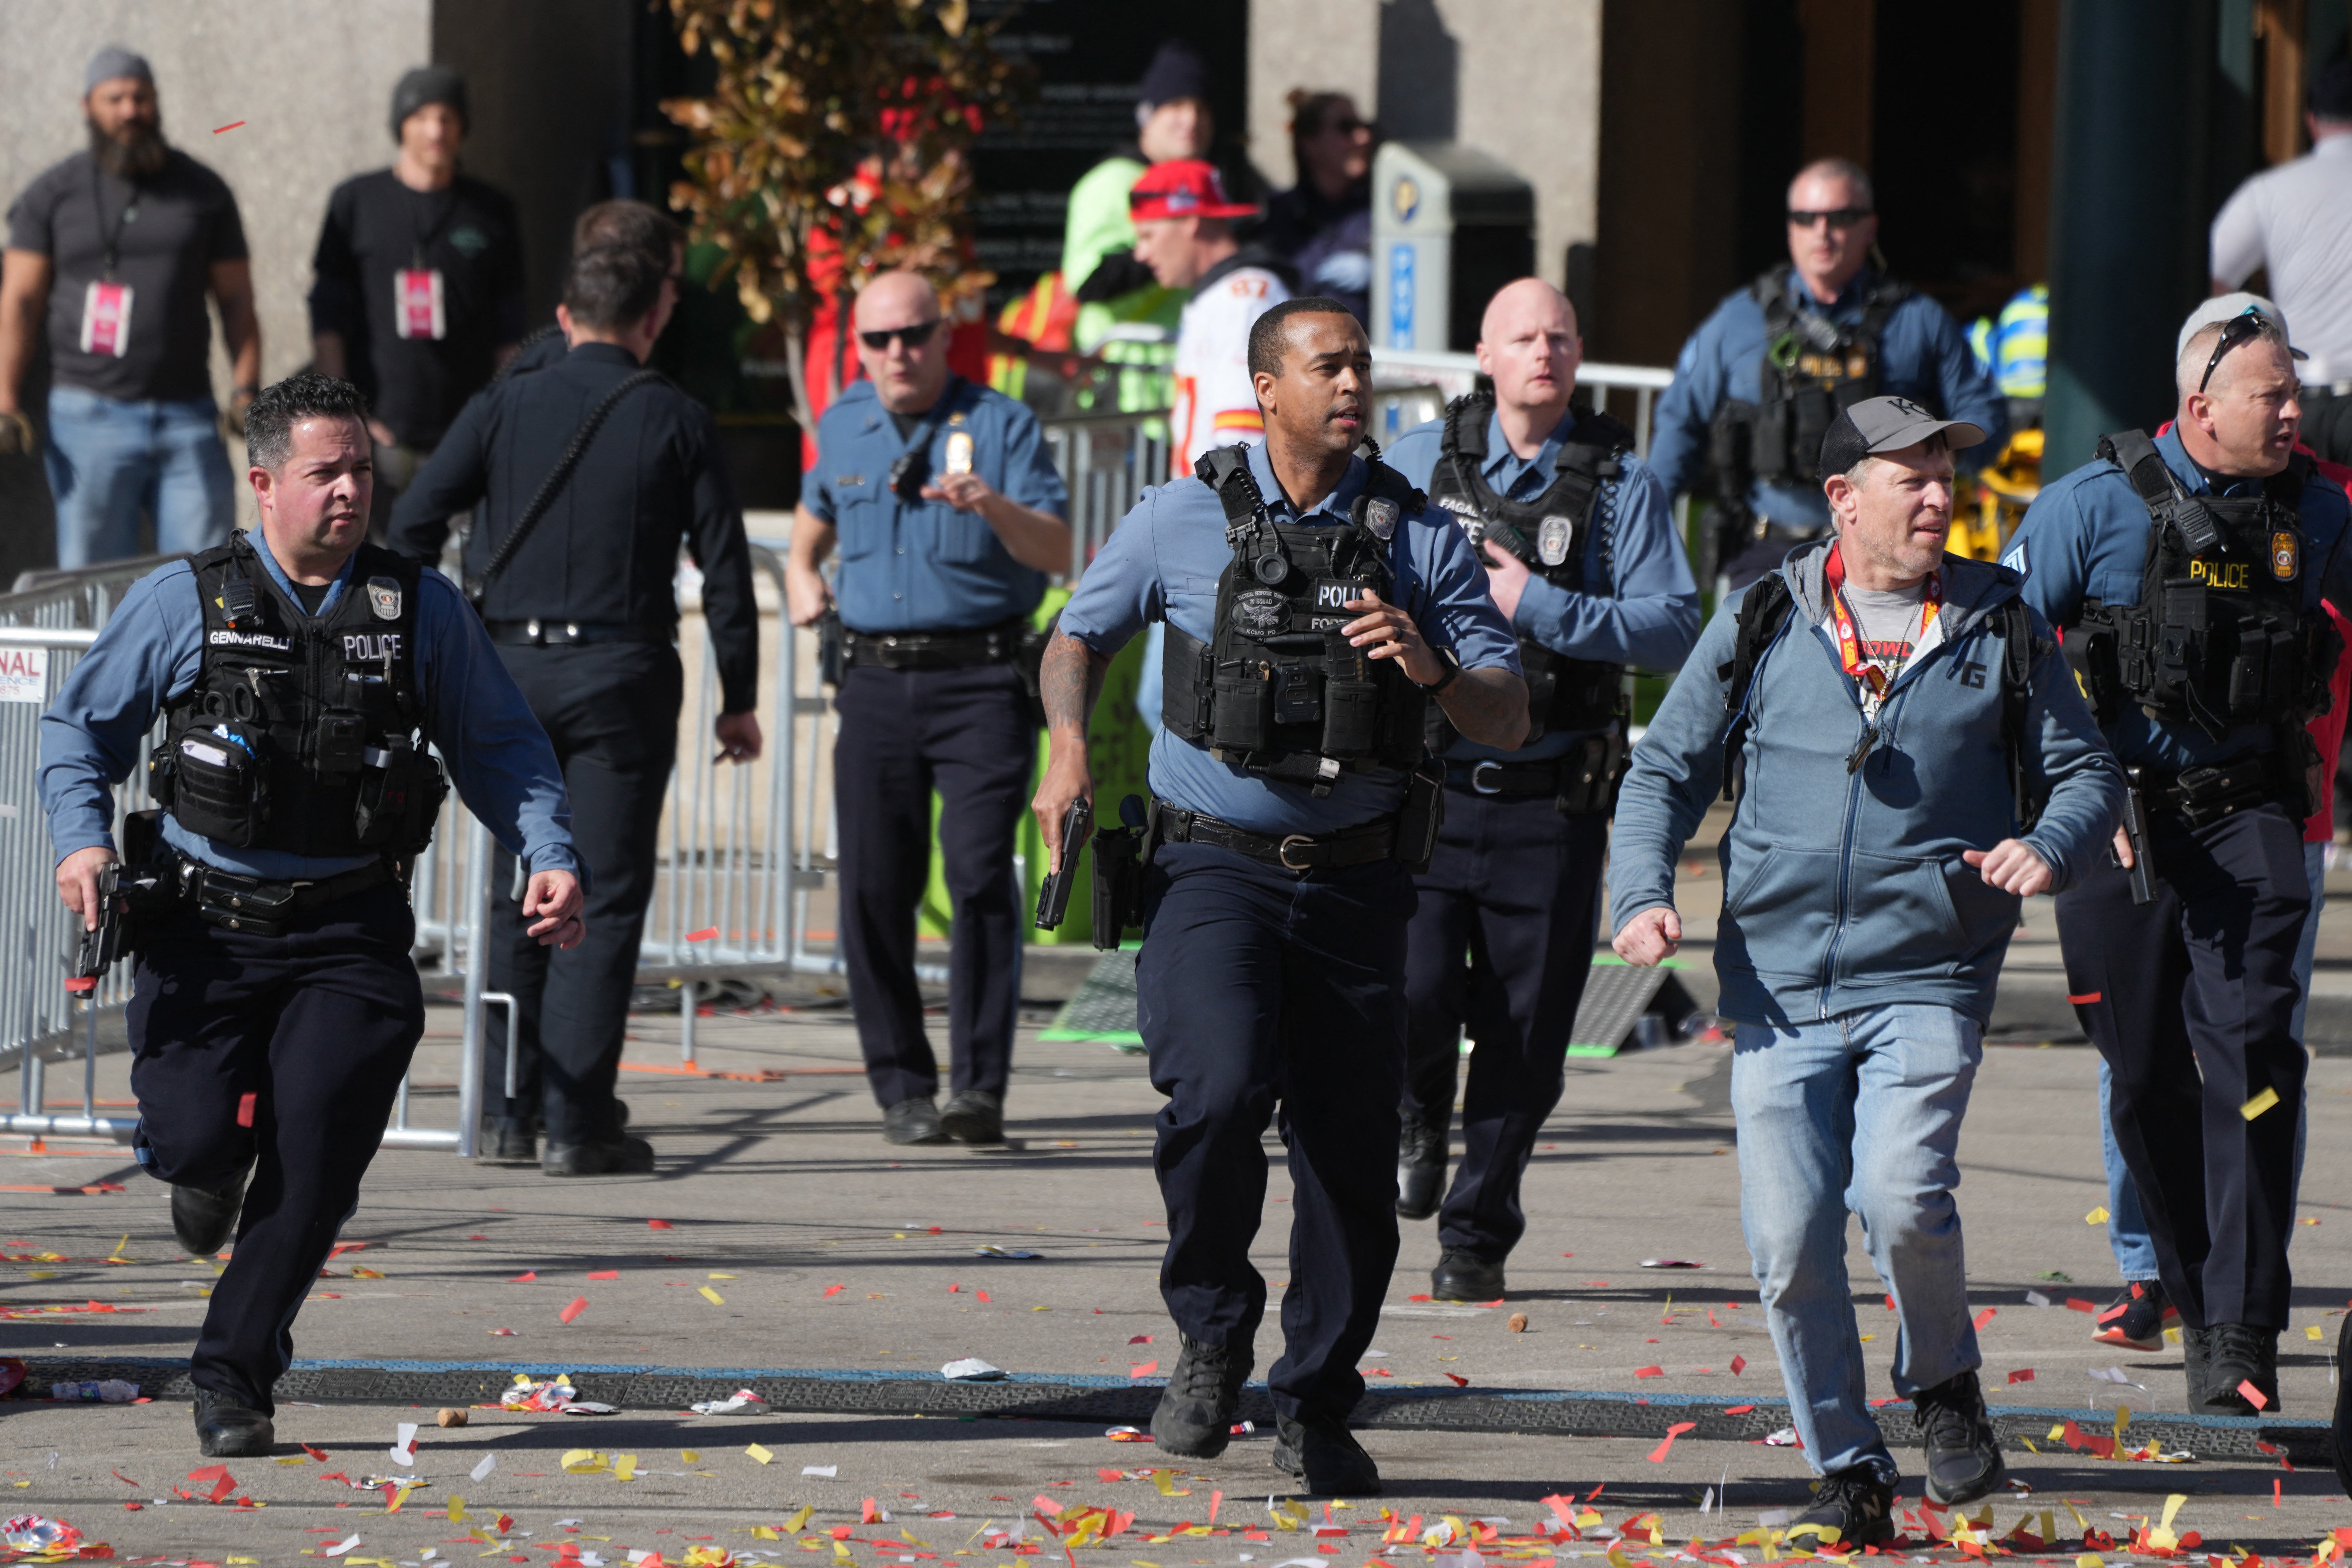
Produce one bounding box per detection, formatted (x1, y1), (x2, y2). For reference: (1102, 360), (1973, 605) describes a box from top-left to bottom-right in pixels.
(486, 643), (681, 1147)
(1135, 839), (1414, 1426)
(833, 663), (1034, 1108)
(126, 883), (425, 1413)
(2056, 799), (2309, 1331)
(1402, 791), (1607, 1260)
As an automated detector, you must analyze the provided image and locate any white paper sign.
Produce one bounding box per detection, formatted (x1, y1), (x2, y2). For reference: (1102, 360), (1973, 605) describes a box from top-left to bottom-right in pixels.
(0, 647), (47, 703)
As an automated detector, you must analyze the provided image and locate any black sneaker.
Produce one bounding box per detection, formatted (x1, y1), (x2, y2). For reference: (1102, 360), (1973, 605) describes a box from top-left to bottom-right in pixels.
(1151, 1334), (1251, 1458)
(940, 1090), (1005, 1145)
(2091, 1280), (2171, 1351)
(541, 1134), (656, 1178)
(1912, 1368), (2005, 1505)
(170, 1171), (247, 1257)
(1273, 1412), (1382, 1497)
(483, 1122), (538, 1163)
(1792, 1466), (1893, 1549)
(2197, 1322), (2280, 1416)
(2181, 1323), (2213, 1411)
(1430, 1247), (1505, 1303)
(193, 1388), (274, 1457)
(2331, 1313), (2352, 1496)
(883, 1097), (946, 1145)
(1396, 1117), (1446, 1221)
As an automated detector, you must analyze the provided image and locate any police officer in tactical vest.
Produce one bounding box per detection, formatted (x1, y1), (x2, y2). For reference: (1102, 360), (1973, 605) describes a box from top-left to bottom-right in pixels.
(2007, 301), (2352, 1419)
(39, 372), (583, 1456)
(1647, 159), (2005, 590)
(1380, 279), (1699, 1302)
(1038, 296), (1527, 1496)
(391, 244), (763, 1177)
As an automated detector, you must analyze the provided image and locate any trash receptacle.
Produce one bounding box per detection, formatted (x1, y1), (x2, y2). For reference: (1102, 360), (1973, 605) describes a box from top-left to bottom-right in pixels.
(1372, 141), (1536, 353)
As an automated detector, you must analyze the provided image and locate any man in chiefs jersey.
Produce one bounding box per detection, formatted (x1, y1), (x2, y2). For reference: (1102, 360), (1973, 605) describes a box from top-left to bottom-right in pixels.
(1130, 159), (1297, 475)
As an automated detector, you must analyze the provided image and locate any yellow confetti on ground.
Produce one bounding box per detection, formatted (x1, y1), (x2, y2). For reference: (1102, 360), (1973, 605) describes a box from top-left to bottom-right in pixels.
(2086, 1206), (2110, 1225)
(700, 1285), (726, 1305)
(2243, 1086), (2282, 1120)
(681, 1450), (701, 1464)
(2312, 1326), (2327, 1341)
(709, 1273), (736, 1280)
(747, 1443), (775, 1465)
(614, 1454), (637, 1482)
(782, 1505), (815, 1534)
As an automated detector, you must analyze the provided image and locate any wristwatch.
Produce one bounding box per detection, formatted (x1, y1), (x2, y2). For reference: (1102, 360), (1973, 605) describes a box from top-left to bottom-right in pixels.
(1413, 659), (1462, 697)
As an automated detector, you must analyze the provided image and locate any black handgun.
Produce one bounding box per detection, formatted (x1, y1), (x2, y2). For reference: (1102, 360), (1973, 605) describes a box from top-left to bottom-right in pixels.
(66, 863), (159, 994)
(1089, 795), (1150, 950)
(1034, 797), (1093, 930)
(2116, 768), (2156, 906)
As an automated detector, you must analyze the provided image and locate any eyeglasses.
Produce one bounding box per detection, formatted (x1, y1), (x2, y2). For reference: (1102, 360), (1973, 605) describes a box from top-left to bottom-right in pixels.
(859, 320), (941, 351)
(1787, 207), (1872, 230)
(2198, 308), (2268, 394)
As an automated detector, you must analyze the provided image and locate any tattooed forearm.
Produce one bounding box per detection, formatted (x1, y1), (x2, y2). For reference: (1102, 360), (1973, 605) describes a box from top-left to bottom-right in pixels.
(1041, 630), (1108, 735)
(1438, 667), (1529, 750)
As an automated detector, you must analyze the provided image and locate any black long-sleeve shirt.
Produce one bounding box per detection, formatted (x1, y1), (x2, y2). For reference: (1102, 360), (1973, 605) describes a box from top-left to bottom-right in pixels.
(387, 341), (760, 714)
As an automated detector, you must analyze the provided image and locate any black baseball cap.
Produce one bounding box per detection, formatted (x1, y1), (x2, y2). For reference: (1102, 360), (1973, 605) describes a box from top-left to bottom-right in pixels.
(1815, 395), (1987, 485)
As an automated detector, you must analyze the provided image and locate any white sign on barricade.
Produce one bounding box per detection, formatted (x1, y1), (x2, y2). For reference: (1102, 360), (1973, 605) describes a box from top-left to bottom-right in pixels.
(0, 646), (48, 703)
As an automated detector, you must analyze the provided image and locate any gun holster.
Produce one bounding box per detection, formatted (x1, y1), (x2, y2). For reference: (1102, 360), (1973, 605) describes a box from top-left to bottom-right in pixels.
(817, 607), (846, 689)
(1394, 763), (1445, 874)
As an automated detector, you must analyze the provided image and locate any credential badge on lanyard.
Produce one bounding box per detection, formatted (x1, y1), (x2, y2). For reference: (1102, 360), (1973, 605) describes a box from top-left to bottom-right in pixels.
(394, 267), (447, 341)
(80, 281), (134, 358)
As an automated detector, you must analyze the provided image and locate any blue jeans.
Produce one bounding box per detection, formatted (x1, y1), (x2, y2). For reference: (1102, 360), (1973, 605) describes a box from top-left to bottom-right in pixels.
(44, 384), (235, 569)
(1732, 1004), (1984, 1485)
(2098, 837), (2319, 1281)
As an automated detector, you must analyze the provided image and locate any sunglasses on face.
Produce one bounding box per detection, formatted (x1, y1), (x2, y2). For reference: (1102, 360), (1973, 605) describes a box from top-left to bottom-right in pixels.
(2199, 308), (2268, 394)
(1787, 207), (1872, 230)
(859, 320), (941, 351)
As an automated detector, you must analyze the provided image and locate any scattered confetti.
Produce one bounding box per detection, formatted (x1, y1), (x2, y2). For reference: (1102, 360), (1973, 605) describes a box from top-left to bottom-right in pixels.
(213, 121), (246, 134)
(1647, 1421), (1697, 1462)
(699, 1285), (726, 1305)
(746, 1444), (775, 1465)
(2085, 1206), (2110, 1225)
(2242, 1086), (2282, 1121)
(559, 1296), (589, 1324)
(943, 1358), (1007, 1381)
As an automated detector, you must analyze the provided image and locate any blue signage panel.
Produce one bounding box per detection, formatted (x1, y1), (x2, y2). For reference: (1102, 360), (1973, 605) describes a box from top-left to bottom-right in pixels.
(1389, 242), (1416, 350)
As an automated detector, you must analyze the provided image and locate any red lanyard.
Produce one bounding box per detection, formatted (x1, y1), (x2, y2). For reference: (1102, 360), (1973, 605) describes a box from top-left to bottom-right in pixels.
(1823, 543), (1939, 698)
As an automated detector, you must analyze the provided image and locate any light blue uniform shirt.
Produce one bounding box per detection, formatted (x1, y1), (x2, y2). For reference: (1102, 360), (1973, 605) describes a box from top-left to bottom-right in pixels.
(805, 375), (1069, 633)
(40, 543), (579, 882)
(2006, 425), (2352, 772)
(1057, 441), (1522, 835)
(1646, 267), (2006, 532)
(1383, 406), (1700, 761)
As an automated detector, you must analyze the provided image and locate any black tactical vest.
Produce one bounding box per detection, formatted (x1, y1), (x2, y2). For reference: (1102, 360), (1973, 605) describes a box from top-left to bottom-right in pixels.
(2067, 429), (2336, 742)
(152, 533), (447, 859)
(1710, 268), (1913, 504)
(1427, 393), (1632, 749)
(1159, 446), (1430, 794)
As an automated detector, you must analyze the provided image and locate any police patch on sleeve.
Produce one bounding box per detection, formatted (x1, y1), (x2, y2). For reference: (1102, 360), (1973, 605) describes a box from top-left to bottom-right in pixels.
(366, 577), (403, 620)
(2000, 541), (2029, 578)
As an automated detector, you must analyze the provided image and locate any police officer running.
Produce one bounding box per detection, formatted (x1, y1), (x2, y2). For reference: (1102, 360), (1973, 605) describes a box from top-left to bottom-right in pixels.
(786, 271), (1071, 1147)
(1612, 396), (2121, 1541)
(391, 244), (761, 1176)
(1036, 296), (1526, 1495)
(39, 372), (583, 1456)
(1380, 278), (1698, 1301)
(1647, 158), (2004, 589)
(2006, 301), (2352, 1417)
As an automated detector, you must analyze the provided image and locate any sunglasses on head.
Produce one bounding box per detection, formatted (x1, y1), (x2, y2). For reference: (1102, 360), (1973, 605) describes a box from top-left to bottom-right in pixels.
(2198, 308), (2269, 394)
(1787, 207), (1872, 230)
(859, 320), (941, 351)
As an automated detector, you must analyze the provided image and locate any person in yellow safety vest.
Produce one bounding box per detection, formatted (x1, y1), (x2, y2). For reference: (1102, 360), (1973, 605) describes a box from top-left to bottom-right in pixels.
(1955, 283), (2049, 558)
(987, 270), (1079, 403)
(1058, 42), (1219, 417)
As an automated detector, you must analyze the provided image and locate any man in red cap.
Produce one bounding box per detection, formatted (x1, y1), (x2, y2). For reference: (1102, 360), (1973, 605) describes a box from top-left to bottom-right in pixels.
(1131, 159), (1296, 475)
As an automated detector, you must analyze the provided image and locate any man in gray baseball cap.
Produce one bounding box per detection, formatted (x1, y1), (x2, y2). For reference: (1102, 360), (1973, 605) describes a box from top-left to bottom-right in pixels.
(1608, 391), (2122, 1543)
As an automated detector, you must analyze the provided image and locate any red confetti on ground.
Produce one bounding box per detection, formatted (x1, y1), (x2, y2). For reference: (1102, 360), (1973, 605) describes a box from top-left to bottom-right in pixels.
(213, 121), (245, 133)
(2065, 1297), (2098, 1312)
(2008, 1368), (2036, 1383)
(1407, 1293), (1432, 1302)
(1730, 1355), (1746, 1376)
(559, 1296), (589, 1324)
(511, 1271), (537, 1282)
(587, 1270), (618, 1280)
(1128, 1335), (1152, 1344)
(2240, 1378), (2270, 1410)
(1634, 1366), (1664, 1379)
(1646, 1421), (1696, 1463)
(648, 1219), (674, 1229)
(1973, 1307), (1996, 1330)
(1129, 1361), (1157, 1378)
(1724, 1404), (1755, 1414)
(823, 1284), (845, 1297)
(977, 1290), (992, 1303)
(1444, 1373), (1469, 1387)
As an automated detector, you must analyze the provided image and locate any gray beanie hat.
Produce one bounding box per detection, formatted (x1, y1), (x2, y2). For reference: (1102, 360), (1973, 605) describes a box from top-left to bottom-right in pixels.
(389, 65), (468, 140)
(85, 46), (153, 94)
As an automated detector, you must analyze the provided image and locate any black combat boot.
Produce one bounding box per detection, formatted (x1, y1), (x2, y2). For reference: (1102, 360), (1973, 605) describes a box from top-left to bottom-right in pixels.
(1396, 1117), (1446, 1221)
(193, 1388), (274, 1457)
(1273, 1411), (1382, 1497)
(1150, 1334), (1251, 1458)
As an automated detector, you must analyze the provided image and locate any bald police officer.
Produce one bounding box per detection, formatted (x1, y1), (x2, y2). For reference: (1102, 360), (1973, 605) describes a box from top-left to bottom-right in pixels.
(1381, 279), (1700, 1302)
(1036, 295), (1526, 1496)
(787, 271), (1072, 1147)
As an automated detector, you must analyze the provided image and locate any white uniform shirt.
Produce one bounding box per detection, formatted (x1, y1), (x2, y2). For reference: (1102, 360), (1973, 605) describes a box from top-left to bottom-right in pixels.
(1172, 261), (1291, 476)
(2211, 134), (2352, 384)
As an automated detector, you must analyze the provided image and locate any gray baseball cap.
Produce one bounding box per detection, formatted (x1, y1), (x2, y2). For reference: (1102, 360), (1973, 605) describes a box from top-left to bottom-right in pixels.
(1815, 395), (1986, 484)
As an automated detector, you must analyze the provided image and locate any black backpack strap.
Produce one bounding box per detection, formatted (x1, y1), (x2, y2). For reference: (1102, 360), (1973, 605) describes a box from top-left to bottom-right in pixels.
(1751, 268), (1796, 336)
(1858, 276), (1911, 340)
(1555, 410), (1634, 478)
(469, 367), (667, 607)
(1441, 391), (1492, 463)
(1194, 443), (1269, 537)
(1715, 573), (1797, 802)
(2095, 429), (2177, 513)
(1994, 596), (2047, 832)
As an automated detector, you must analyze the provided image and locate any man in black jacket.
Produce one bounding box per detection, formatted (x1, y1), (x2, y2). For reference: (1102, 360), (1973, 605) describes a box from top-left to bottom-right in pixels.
(390, 245), (761, 1175)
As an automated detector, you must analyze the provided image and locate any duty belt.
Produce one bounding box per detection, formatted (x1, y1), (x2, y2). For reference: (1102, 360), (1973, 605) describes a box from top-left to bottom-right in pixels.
(487, 620), (673, 647)
(1154, 804), (1397, 871)
(156, 844), (401, 936)
(2134, 749), (2298, 825)
(1444, 758), (1570, 797)
(843, 619), (1025, 671)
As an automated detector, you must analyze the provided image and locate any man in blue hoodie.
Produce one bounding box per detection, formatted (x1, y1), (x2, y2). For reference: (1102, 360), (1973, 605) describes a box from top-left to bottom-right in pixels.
(1611, 396), (2123, 1544)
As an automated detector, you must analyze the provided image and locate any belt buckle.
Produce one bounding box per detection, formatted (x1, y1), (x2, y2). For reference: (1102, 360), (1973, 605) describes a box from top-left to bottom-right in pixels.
(1471, 760), (1503, 796)
(1277, 833), (1315, 870)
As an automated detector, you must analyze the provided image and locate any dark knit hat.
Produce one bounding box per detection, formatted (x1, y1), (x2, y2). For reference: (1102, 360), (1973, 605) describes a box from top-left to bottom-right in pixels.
(390, 65), (468, 140)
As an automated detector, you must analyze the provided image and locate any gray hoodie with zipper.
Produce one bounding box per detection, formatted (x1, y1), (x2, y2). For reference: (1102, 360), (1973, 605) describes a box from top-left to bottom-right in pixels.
(1608, 541), (2126, 1027)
